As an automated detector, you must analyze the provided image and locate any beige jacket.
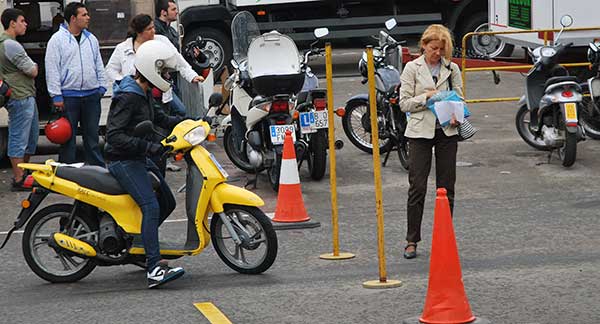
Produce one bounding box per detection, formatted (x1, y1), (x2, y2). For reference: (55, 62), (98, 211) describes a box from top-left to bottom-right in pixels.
(399, 55), (463, 139)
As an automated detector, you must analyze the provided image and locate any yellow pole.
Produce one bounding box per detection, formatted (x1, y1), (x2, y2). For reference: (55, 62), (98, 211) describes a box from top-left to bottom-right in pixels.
(362, 46), (401, 289)
(320, 43), (355, 261)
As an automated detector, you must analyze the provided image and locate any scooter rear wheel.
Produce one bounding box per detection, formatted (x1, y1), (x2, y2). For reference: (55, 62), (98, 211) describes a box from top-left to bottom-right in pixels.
(211, 205), (278, 274)
(22, 204), (98, 283)
(223, 127), (265, 173)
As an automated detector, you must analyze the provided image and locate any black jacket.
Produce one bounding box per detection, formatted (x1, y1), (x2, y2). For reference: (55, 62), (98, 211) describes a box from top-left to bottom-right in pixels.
(154, 18), (179, 51)
(104, 76), (182, 161)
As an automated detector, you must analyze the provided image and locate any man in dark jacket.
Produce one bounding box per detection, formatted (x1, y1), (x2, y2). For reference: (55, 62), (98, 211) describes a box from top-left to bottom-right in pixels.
(154, 0), (179, 50)
(105, 40), (184, 288)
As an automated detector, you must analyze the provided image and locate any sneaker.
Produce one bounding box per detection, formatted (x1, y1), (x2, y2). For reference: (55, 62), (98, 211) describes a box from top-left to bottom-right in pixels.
(147, 263), (185, 288)
(166, 162), (181, 172)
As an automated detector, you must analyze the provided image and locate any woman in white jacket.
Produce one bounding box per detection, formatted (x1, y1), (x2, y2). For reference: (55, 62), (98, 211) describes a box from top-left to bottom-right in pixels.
(105, 14), (203, 116)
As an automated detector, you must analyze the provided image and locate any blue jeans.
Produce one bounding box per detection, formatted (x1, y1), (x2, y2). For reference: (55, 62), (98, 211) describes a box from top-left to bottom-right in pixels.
(107, 158), (176, 269)
(169, 92), (187, 117)
(6, 96), (39, 158)
(60, 94), (104, 166)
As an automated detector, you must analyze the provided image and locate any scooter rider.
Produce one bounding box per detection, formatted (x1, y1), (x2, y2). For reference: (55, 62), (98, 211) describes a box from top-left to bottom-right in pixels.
(104, 40), (184, 288)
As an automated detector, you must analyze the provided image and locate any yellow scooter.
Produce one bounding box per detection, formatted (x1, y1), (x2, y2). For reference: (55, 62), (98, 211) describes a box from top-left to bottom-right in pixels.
(0, 117), (277, 283)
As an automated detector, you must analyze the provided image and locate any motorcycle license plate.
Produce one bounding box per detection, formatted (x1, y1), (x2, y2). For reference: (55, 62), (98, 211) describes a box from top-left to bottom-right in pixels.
(314, 110), (329, 129)
(270, 125), (296, 145)
(209, 153), (229, 178)
(299, 112), (317, 134)
(565, 102), (577, 122)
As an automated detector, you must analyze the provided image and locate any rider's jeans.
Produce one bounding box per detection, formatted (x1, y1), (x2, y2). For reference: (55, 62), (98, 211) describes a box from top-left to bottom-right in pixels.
(107, 158), (176, 270)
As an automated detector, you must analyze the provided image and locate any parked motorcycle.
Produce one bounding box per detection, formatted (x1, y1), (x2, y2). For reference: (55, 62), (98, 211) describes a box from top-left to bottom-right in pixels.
(515, 15), (585, 167)
(340, 18), (409, 170)
(292, 27), (330, 181)
(221, 12), (305, 191)
(580, 41), (600, 139)
(0, 117), (278, 283)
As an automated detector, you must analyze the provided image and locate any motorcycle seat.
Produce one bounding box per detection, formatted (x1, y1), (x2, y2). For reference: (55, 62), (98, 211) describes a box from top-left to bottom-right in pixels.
(544, 76), (578, 89)
(55, 165), (160, 195)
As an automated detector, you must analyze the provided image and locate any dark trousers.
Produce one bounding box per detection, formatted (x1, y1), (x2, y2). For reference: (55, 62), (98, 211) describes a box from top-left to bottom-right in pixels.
(59, 94), (104, 166)
(107, 158), (176, 270)
(406, 128), (458, 243)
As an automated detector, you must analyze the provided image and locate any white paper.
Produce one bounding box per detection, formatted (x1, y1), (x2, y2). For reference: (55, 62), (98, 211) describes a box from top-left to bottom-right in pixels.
(433, 101), (465, 125)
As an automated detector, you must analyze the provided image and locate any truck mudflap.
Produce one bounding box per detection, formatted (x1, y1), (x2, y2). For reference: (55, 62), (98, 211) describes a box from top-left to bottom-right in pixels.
(0, 188), (49, 250)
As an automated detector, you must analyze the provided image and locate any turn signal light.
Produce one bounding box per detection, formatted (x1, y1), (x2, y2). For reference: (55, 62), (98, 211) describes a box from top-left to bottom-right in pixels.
(562, 90), (573, 98)
(175, 153), (184, 161)
(293, 111), (299, 120)
(21, 200), (31, 209)
(335, 108), (345, 117)
(207, 133), (217, 142)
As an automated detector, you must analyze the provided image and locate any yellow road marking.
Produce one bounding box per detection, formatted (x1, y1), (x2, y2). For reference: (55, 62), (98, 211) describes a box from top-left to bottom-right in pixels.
(194, 302), (233, 324)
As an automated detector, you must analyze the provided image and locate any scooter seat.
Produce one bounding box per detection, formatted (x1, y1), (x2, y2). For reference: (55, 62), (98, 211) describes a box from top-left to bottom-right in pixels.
(544, 76), (578, 89)
(55, 165), (160, 195)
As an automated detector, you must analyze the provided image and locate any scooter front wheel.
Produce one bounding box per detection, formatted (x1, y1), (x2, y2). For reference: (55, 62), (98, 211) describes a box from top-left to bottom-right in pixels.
(211, 205), (278, 274)
(515, 105), (551, 151)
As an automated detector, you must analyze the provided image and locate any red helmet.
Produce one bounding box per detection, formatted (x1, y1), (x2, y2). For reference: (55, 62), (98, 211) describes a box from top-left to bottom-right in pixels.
(45, 117), (72, 144)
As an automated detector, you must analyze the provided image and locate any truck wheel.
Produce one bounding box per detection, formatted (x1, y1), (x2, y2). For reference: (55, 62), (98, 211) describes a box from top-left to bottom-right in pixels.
(459, 13), (514, 58)
(0, 128), (7, 162)
(183, 27), (231, 77)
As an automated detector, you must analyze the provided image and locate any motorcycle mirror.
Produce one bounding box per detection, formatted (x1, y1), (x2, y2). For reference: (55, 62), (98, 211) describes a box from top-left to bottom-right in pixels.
(313, 27), (329, 39)
(133, 120), (155, 137)
(385, 18), (397, 31)
(230, 59), (239, 70)
(208, 93), (223, 108)
(560, 15), (573, 28)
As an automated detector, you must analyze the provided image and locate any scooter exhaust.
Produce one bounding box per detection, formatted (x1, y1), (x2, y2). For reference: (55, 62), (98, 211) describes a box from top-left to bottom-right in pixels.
(50, 233), (97, 257)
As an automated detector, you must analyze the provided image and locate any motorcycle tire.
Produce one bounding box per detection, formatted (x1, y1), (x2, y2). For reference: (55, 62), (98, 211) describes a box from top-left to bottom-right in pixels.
(211, 204), (278, 274)
(560, 131), (577, 167)
(341, 99), (393, 154)
(515, 105), (552, 151)
(268, 152), (282, 192)
(579, 97), (600, 140)
(223, 127), (264, 173)
(309, 130), (327, 180)
(22, 204), (98, 283)
(397, 139), (409, 171)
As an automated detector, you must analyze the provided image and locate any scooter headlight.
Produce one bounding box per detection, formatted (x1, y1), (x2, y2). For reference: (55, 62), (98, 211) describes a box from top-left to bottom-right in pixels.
(183, 126), (207, 145)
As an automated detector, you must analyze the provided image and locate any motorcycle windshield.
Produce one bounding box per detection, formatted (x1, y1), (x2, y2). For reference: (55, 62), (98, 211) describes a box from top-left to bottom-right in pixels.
(231, 11), (261, 63)
(248, 32), (301, 78)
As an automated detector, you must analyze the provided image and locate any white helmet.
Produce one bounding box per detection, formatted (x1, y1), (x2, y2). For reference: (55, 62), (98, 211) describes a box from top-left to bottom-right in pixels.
(134, 40), (178, 92)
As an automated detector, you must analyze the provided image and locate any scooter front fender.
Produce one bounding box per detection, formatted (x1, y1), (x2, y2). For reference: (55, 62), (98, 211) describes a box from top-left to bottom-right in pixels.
(210, 183), (265, 213)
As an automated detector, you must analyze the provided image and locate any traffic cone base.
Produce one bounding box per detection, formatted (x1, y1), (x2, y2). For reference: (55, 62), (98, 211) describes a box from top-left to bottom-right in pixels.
(272, 130), (320, 230)
(402, 316), (490, 324)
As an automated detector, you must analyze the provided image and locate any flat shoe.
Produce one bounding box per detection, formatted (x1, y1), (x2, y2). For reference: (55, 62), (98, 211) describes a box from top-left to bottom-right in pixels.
(403, 243), (417, 259)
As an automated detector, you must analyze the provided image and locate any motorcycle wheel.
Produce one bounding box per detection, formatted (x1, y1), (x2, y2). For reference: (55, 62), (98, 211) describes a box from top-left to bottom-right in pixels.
(22, 204), (98, 283)
(267, 152), (282, 192)
(342, 100), (393, 154)
(515, 105), (551, 151)
(223, 127), (264, 173)
(211, 204), (278, 274)
(397, 139), (409, 171)
(309, 131), (327, 180)
(579, 98), (600, 140)
(560, 132), (577, 167)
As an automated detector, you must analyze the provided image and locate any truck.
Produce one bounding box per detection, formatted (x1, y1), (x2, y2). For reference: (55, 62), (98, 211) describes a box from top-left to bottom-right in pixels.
(176, 0), (509, 74)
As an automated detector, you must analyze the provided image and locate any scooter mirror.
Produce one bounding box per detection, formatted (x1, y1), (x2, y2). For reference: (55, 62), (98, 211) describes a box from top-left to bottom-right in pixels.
(230, 59), (239, 70)
(133, 120), (155, 137)
(560, 15), (573, 28)
(313, 27), (329, 39)
(385, 18), (397, 31)
(208, 93), (223, 108)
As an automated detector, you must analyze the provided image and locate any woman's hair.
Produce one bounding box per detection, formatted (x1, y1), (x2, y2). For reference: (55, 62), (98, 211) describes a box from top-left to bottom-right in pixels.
(419, 24), (454, 60)
(128, 14), (153, 38)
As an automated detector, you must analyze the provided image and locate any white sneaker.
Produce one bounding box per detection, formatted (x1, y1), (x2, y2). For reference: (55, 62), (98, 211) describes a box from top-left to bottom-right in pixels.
(147, 263), (185, 288)
(166, 162), (181, 172)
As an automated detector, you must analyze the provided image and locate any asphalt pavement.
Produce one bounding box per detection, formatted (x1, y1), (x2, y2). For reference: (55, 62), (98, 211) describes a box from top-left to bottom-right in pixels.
(1, 60), (600, 324)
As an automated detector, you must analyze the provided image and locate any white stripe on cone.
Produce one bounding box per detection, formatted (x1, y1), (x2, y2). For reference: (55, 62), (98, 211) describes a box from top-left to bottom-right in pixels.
(279, 158), (300, 185)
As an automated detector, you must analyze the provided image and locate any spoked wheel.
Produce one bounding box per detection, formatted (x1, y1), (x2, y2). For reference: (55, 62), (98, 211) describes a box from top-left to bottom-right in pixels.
(515, 105), (551, 151)
(211, 205), (278, 274)
(223, 127), (264, 173)
(22, 204), (98, 283)
(559, 132), (577, 167)
(342, 100), (393, 154)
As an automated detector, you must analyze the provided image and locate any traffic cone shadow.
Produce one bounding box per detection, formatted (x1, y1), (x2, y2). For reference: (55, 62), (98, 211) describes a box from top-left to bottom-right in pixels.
(403, 188), (490, 324)
(271, 130), (320, 230)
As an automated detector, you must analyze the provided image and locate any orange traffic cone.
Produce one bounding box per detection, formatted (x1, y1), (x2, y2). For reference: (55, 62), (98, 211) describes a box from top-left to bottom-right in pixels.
(403, 188), (489, 324)
(271, 130), (320, 230)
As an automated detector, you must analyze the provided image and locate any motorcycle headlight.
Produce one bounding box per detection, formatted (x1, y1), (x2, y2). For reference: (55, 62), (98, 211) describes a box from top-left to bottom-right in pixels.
(183, 126), (207, 145)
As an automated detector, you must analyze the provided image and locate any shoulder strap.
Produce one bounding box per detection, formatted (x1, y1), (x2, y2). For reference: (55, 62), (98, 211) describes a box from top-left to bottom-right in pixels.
(446, 63), (453, 90)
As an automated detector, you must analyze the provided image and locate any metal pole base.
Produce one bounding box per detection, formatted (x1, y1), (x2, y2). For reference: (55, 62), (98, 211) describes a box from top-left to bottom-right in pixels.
(402, 316), (491, 324)
(319, 252), (356, 260)
(362, 279), (403, 289)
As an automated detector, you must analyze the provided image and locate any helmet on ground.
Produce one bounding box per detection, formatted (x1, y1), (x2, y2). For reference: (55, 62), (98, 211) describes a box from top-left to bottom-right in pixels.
(45, 117), (72, 144)
(134, 40), (179, 92)
(0, 79), (11, 107)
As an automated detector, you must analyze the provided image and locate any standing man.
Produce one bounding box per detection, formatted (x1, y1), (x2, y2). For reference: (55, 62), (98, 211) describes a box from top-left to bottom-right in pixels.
(45, 2), (106, 166)
(154, 0), (180, 50)
(0, 9), (39, 191)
